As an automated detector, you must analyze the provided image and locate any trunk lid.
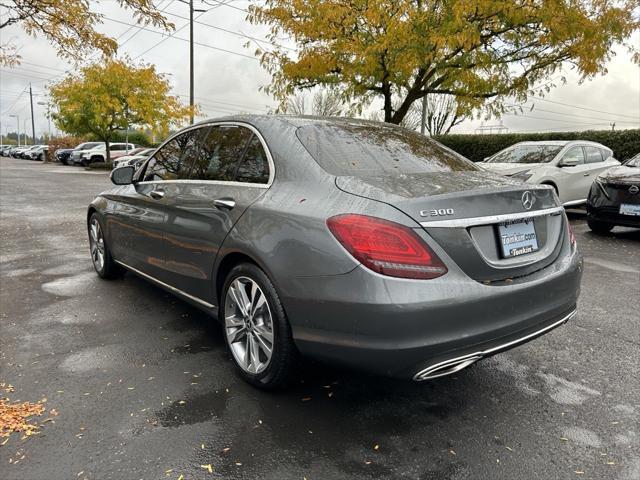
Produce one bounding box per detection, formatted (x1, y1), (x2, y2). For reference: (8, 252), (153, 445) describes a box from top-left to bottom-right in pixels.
(336, 172), (566, 283)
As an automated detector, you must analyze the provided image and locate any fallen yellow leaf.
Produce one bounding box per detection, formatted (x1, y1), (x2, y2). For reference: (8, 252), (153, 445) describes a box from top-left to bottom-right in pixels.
(201, 464), (213, 473)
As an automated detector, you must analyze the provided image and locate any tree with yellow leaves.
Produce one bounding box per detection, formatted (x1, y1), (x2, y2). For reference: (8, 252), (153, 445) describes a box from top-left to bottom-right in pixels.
(0, 0), (173, 66)
(49, 59), (194, 163)
(248, 0), (639, 124)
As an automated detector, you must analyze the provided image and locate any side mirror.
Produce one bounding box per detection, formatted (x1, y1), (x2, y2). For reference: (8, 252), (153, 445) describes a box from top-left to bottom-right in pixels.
(110, 165), (135, 185)
(559, 158), (578, 167)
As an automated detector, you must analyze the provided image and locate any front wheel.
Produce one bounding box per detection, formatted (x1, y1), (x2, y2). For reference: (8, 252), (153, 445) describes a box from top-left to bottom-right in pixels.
(587, 217), (613, 234)
(220, 263), (297, 389)
(88, 213), (125, 279)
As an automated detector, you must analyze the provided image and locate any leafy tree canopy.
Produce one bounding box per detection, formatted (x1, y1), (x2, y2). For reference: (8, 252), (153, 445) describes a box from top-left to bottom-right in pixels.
(249, 0), (639, 124)
(0, 0), (173, 66)
(49, 58), (193, 161)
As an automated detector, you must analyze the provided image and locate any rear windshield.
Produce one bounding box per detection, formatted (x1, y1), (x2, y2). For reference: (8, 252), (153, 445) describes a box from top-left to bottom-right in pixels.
(296, 122), (477, 176)
(487, 144), (564, 164)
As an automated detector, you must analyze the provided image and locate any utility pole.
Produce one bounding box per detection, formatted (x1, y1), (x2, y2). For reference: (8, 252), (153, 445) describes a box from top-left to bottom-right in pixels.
(186, 0), (205, 124)
(29, 84), (36, 144)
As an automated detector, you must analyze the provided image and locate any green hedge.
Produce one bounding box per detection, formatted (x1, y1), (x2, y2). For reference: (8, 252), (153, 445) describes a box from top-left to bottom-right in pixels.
(434, 129), (640, 162)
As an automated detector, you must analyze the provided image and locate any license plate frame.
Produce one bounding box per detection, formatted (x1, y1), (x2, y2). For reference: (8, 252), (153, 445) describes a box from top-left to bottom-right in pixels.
(496, 219), (539, 258)
(619, 203), (640, 216)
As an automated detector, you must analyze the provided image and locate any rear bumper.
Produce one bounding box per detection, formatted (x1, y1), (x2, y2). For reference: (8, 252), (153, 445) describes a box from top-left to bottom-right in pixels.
(283, 246), (582, 380)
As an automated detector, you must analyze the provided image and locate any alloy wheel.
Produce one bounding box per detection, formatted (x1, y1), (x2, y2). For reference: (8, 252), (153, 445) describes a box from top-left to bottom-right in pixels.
(224, 276), (274, 375)
(89, 218), (105, 272)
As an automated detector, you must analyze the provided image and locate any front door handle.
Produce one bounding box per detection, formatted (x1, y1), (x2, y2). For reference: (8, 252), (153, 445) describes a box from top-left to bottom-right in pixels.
(583, 172), (590, 176)
(213, 198), (235, 210)
(149, 189), (165, 200)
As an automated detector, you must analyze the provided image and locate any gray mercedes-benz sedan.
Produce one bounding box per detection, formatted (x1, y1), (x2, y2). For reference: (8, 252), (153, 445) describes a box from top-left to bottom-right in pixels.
(87, 115), (583, 389)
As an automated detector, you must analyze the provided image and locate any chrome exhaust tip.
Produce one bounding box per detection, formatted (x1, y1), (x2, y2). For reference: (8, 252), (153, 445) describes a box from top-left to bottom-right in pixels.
(412, 309), (576, 382)
(413, 355), (482, 381)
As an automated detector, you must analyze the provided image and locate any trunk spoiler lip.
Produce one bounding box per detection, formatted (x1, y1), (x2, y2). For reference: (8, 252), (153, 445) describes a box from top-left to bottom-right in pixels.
(420, 206), (564, 228)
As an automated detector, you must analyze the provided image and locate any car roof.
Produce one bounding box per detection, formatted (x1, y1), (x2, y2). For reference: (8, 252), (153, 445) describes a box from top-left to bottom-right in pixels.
(513, 140), (610, 149)
(194, 114), (395, 129)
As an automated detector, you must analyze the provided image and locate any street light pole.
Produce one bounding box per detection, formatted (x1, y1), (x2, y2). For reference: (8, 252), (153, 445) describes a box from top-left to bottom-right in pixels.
(9, 114), (19, 146)
(37, 101), (52, 139)
(189, 0), (194, 124)
(29, 83), (36, 145)
(23, 118), (31, 145)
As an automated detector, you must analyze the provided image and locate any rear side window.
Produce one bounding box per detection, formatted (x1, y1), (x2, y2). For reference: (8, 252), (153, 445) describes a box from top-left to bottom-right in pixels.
(296, 122), (477, 176)
(584, 146), (603, 163)
(143, 129), (202, 181)
(236, 136), (270, 183)
(190, 126), (253, 181)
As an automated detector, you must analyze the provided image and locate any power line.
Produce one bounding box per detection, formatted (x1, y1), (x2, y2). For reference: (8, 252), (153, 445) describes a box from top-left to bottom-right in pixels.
(505, 103), (637, 123)
(117, 0), (177, 50)
(531, 96), (639, 120)
(102, 16), (258, 60)
(503, 112), (639, 127)
(164, 10), (295, 51)
(201, 0), (249, 14)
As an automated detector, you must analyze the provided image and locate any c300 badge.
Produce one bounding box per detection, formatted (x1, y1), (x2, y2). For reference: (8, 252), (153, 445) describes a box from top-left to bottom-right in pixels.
(420, 208), (455, 217)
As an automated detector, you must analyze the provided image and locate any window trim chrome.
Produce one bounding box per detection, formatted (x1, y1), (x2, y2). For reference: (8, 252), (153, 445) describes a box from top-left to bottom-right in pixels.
(419, 206), (564, 228)
(137, 121), (275, 188)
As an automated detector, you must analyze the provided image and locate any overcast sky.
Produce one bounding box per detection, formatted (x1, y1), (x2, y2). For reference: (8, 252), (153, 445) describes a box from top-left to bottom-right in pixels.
(1, 0), (639, 140)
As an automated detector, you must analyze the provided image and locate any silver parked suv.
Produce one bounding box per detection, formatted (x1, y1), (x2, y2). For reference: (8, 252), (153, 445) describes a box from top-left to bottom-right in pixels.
(482, 140), (620, 206)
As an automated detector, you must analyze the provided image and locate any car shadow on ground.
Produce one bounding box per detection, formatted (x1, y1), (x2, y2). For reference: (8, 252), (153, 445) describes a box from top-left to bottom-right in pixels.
(116, 272), (527, 478)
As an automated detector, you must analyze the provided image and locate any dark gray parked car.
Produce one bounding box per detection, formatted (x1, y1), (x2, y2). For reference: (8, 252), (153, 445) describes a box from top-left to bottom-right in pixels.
(87, 116), (583, 389)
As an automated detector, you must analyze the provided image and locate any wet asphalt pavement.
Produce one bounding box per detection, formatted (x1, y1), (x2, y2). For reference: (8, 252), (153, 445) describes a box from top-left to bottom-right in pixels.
(0, 156), (638, 480)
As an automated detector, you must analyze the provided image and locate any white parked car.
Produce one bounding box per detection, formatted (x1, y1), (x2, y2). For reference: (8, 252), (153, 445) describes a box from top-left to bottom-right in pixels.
(68, 142), (105, 165)
(481, 140), (620, 206)
(112, 148), (155, 168)
(24, 145), (48, 160)
(79, 143), (136, 166)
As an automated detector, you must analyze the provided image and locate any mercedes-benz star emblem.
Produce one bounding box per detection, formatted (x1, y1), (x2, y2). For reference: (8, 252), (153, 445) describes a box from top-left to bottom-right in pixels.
(629, 185), (639, 195)
(521, 191), (535, 210)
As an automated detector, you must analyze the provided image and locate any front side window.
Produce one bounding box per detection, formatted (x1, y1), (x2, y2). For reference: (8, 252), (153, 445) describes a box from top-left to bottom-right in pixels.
(488, 144), (564, 164)
(143, 129), (202, 181)
(561, 147), (585, 165)
(584, 146), (603, 164)
(190, 126), (253, 181)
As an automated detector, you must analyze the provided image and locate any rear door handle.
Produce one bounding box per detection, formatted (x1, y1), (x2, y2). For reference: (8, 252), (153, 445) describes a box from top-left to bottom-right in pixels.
(149, 189), (165, 200)
(213, 198), (235, 210)
(583, 172), (590, 176)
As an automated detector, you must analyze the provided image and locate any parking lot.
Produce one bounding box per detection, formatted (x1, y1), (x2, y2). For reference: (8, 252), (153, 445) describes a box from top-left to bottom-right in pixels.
(0, 155), (638, 479)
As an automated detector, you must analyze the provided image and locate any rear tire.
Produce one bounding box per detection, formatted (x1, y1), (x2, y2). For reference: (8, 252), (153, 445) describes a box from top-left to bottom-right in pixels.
(220, 263), (297, 389)
(587, 218), (613, 234)
(88, 213), (125, 279)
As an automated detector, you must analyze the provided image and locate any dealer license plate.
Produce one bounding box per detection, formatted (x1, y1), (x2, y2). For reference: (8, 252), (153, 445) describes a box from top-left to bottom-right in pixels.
(497, 219), (539, 258)
(619, 203), (640, 216)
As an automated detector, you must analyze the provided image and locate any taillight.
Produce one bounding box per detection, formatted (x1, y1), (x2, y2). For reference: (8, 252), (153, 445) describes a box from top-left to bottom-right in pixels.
(568, 222), (577, 248)
(326, 214), (447, 279)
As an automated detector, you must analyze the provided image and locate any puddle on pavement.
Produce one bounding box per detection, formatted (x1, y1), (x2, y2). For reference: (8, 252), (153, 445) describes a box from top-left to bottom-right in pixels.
(171, 337), (216, 355)
(41, 271), (96, 296)
(153, 390), (229, 428)
(60, 344), (127, 372)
